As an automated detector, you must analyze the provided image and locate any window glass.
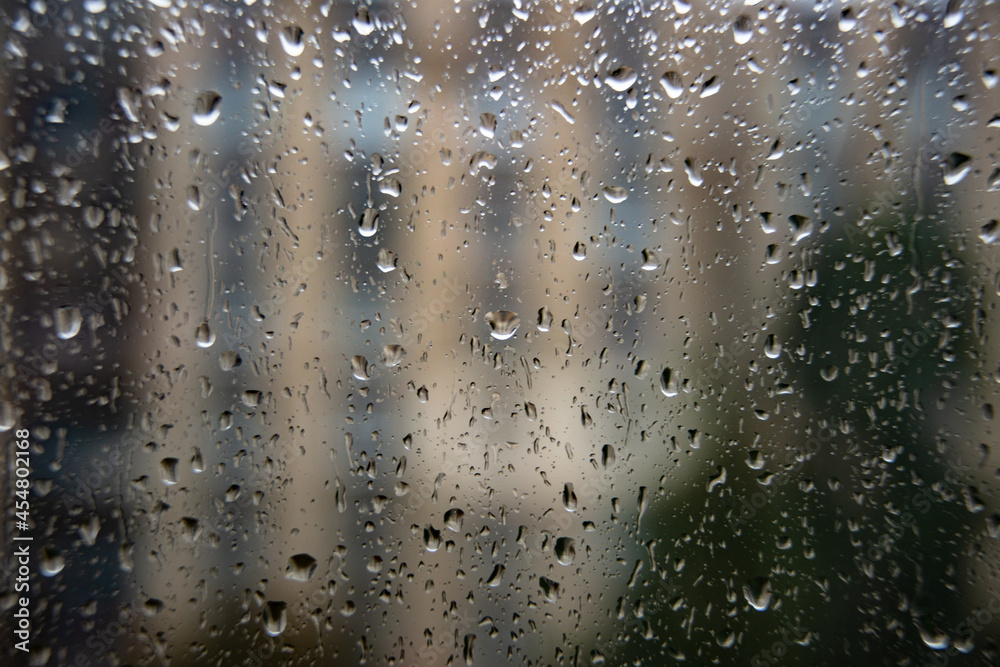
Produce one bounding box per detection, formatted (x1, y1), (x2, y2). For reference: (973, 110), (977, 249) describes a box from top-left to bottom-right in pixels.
(3, 1), (999, 665)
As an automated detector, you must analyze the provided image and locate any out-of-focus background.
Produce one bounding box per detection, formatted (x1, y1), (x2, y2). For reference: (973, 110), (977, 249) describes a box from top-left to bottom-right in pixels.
(2, 0), (999, 664)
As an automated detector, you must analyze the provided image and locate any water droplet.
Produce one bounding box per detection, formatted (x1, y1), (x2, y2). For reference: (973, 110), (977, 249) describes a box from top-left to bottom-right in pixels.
(641, 248), (660, 271)
(379, 178), (402, 197)
(191, 448), (205, 473)
(479, 112), (497, 138)
(733, 15), (753, 43)
(572, 242), (587, 260)
(351, 355), (372, 381)
(263, 601), (288, 636)
(573, 5), (596, 24)
(764, 334), (782, 359)
(536, 307), (553, 332)
(279, 25), (305, 56)
(180, 517), (201, 542)
(84, 0), (107, 13)
(376, 248), (398, 272)
(943, 152), (972, 185)
(684, 157), (703, 186)
(742, 577), (772, 611)
(562, 483), (578, 512)
(660, 368), (679, 397)
(353, 6), (376, 35)
(554, 537), (576, 565)
(423, 525), (442, 551)
(40, 546), (65, 577)
(55, 306), (82, 340)
(539, 576), (560, 602)
(241, 390), (262, 408)
(381, 345), (405, 368)
(820, 365), (839, 382)
(193, 91), (222, 127)
(660, 71), (684, 98)
(602, 185), (628, 203)
(195, 320), (216, 348)
(605, 66), (638, 92)
(358, 207), (379, 237)
(601, 444), (616, 469)
(443, 508), (464, 532)
(186, 185), (202, 211)
(485, 310), (520, 340)
(159, 457), (179, 486)
(285, 553), (318, 582)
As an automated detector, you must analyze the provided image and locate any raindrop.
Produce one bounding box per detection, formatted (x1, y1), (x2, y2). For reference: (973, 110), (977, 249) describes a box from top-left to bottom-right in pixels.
(660, 368), (679, 397)
(423, 525), (442, 552)
(943, 152), (972, 185)
(159, 457), (179, 486)
(539, 576), (560, 602)
(55, 306), (82, 340)
(820, 365), (839, 382)
(733, 15), (753, 43)
(263, 601), (288, 636)
(40, 547), (65, 577)
(381, 345), (405, 368)
(536, 307), (553, 332)
(358, 207), (379, 237)
(764, 334), (782, 359)
(351, 355), (372, 381)
(660, 71), (684, 99)
(376, 248), (398, 272)
(485, 310), (520, 340)
(195, 320), (215, 348)
(605, 66), (638, 92)
(601, 444), (616, 469)
(479, 112), (497, 138)
(443, 508), (465, 532)
(554, 537), (576, 565)
(572, 242), (587, 260)
(562, 483), (578, 512)
(285, 553), (318, 582)
(193, 91), (222, 127)
(602, 186), (628, 203)
(743, 577), (772, 611)
(279, 25), (305, 57)
(353, 6), (376, 35)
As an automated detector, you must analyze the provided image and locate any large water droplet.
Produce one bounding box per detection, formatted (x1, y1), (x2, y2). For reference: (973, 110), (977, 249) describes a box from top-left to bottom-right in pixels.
(279, 25), (305, 56)
(358, 207), (379, 237)
(743, 577), (772, 611)
(263, 601), (288, 636)
(353, 6), (375, 35)
(660, 368), (679, 397)
(602, 185), (628, 203)
(40, 546), (65, 577)
(943, 152), (972, 185)
(351, 355), (372, 381)
(159, 457), (179, 485)
(195, 320), (216, 348)
(55, 306), (82, 340)
(605, 66), (638, 92)
(554, 537), (576, 565)
(285, 553), (318, 582)
(733, 15), (753, 43)
(193, 91), (222, 127)
(485, 310), (520, 340)
(660, 71), (684, 98)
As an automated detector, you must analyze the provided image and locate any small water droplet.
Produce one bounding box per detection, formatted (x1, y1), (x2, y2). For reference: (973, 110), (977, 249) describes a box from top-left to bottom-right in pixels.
(733, 15), (753, 43)
(943, 152), (972, 185)
(572, 242), (587, 260)
(423, 525), (442, 551)
(562, 483), (578, 512)
(443, 508), (465, 532)
(660, 368), (679, 397)
(351, 355), (372, 381)
(536, 307), (553, 332)
(764, 334), (782, 359)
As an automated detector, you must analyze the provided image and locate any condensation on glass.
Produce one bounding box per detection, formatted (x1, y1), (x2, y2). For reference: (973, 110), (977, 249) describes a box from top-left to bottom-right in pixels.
(2, 0), (999, 665)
